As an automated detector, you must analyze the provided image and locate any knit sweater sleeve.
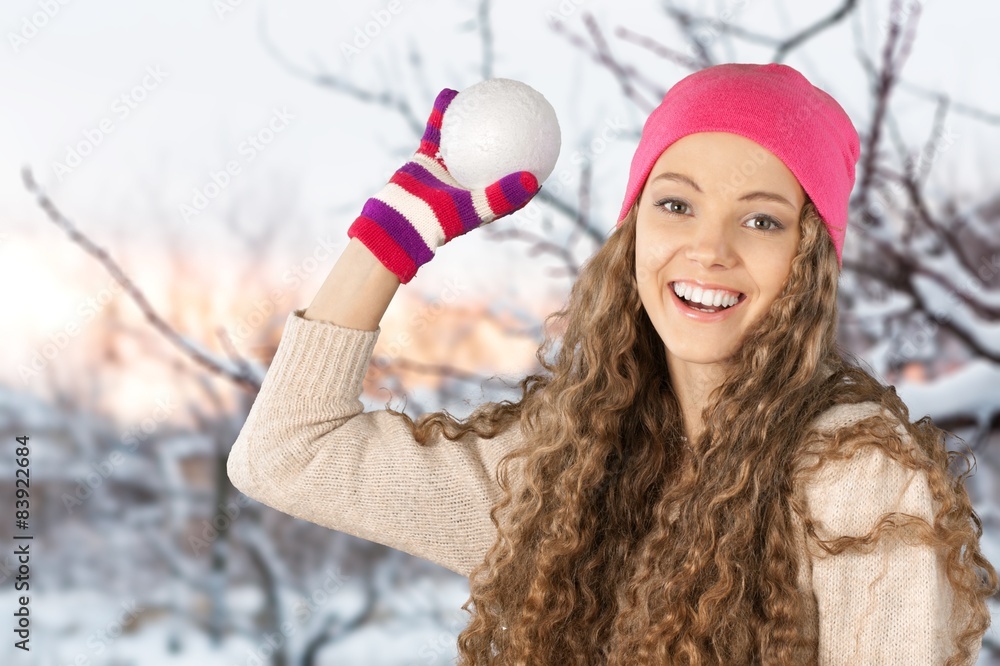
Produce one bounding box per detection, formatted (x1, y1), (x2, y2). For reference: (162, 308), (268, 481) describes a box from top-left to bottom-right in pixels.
(802, 402), (972, 665)
(226, 308), (524, 578)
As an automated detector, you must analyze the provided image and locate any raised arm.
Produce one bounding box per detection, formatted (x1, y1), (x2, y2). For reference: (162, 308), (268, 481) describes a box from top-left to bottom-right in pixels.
(227, 87), (541, 577)
(302, 235), (400, 331)
(226, 306), (525, 576)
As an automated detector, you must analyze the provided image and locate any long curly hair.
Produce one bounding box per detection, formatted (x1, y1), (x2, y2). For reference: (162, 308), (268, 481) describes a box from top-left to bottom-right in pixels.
(387, 194), (997, 664)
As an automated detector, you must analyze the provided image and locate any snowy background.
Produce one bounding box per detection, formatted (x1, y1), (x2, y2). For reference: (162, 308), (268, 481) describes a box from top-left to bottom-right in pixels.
(1, 0), (999, 664)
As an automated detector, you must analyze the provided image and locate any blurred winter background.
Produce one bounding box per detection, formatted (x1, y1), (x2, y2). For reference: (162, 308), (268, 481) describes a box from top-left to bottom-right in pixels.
(1, 0), (998, 663)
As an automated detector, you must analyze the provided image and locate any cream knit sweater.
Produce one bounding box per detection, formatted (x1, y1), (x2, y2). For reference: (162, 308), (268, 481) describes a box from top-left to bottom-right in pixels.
(227, 308), (977, 664)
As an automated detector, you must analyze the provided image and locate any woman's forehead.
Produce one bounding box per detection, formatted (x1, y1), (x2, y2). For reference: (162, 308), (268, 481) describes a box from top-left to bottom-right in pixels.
(647, 132), (804, 199)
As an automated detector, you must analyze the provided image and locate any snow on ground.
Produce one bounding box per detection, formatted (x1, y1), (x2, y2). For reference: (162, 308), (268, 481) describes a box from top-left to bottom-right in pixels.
(896, 358), (1000, 426)
(0, 579), (474, 666)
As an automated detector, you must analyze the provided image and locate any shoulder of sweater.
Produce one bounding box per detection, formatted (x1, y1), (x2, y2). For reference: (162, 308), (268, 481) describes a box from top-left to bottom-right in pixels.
(795, 401), (920, 497)
(805, 400), (921, 451)
(795, 399), (937, 527)
(807, 400), (888, 434)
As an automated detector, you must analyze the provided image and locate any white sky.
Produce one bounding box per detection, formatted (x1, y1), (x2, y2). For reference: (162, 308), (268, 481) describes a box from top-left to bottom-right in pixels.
(1, 0), (999, 409)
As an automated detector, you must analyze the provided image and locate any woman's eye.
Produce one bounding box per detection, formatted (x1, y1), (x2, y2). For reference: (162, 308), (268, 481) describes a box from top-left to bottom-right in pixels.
(656, 198), (689, 215)
(744, 215), (783, 231)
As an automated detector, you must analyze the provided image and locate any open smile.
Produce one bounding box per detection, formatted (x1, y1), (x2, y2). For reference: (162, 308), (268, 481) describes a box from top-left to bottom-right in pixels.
(669, 281), (746, 320)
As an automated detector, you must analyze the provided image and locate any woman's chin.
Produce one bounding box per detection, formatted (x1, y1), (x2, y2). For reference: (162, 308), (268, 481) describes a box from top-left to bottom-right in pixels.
(663, 344), (738, 368)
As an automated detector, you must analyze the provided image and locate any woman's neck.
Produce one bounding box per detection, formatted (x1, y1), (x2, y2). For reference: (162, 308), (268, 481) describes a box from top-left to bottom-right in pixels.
(666, 354), (729, 443)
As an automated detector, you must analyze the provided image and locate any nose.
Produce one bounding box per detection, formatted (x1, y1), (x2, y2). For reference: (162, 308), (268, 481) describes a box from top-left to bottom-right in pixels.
(685, 217), (735, 269)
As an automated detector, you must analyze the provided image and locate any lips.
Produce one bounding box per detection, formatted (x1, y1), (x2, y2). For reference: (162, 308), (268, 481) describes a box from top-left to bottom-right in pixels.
(670, 281), (745, 314)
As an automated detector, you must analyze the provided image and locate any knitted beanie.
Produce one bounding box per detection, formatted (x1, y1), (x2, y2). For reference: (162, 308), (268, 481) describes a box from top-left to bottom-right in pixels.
(616, 62), (860, 263)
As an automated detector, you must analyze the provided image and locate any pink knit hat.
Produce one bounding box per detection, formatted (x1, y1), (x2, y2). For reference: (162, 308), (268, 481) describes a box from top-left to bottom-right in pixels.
(616, 62), (860, 263)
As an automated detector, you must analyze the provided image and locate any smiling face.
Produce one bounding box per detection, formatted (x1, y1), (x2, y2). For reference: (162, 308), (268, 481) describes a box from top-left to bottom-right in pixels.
(635, 131), (806, 370)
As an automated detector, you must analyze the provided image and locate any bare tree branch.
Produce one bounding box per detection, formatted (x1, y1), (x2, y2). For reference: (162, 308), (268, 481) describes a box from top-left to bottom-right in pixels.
(532, 186), (606, 246)
(843, 256), (1000, 365)
(478, 0), (494, 81)
(256, 5), (423, 137)
(406, 35), (434, 103)
(21, 166), (262, 393)
(852, 224), (999, 320)
(484, 227), (580, 279)
(897, 170), (985, 274)
(772, 0), (858, 63)
(660, 1), (715, 67)
(893, 77), (1000, 126)
(915, 94), (950, 187)
(580, 12), (658, 114)
(577, 158), (592, 232)
(613, 25), (704, 72)
(854, 0), (921, 220)
(655, 0), (858, 64)
(548, 19), (670, 105)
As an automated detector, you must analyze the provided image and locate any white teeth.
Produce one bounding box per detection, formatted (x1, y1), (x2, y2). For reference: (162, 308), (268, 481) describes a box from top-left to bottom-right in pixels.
(672, 282), (742, 309)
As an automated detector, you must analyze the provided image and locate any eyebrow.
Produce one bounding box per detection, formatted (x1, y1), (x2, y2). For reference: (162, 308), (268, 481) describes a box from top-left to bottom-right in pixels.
(650, 171), (796, 210)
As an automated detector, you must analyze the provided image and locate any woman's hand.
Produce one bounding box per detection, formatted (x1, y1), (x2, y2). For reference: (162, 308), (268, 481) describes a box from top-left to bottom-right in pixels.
(347, 87), (541, 284)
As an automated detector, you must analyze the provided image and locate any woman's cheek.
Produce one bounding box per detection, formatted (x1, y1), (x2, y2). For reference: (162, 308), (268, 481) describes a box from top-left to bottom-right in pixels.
(639, 241), (673, 282)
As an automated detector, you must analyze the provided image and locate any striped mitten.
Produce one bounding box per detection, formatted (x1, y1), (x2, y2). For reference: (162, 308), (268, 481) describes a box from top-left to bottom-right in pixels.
(347, 88), (541, 284)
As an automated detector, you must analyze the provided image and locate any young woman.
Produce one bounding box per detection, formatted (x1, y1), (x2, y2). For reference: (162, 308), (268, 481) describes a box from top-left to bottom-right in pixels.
(227, 63), (996, 664)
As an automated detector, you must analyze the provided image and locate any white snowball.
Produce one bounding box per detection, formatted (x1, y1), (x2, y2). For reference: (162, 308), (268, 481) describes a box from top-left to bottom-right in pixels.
(439, 78), (561, 190)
